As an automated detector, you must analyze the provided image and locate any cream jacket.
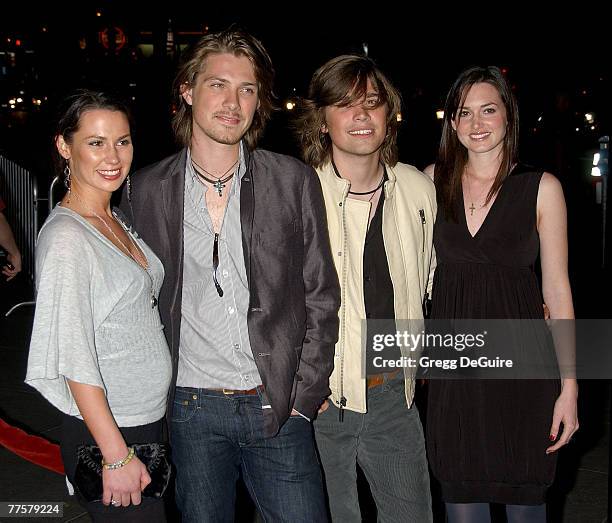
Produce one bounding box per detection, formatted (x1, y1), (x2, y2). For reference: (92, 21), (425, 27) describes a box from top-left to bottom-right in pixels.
(317, 162), (436, 413)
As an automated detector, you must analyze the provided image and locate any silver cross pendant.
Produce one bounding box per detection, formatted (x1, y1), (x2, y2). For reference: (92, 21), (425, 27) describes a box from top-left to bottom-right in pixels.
(213, 180), (225, 197)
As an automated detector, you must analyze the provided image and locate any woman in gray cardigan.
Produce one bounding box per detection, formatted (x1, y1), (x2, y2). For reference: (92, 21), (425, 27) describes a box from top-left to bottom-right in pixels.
(26, 90), (171, 522)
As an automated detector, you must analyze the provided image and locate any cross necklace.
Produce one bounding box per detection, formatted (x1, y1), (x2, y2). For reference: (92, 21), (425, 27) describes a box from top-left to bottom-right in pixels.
(191, 157), (238, 197)
(464, 175), (492, 216)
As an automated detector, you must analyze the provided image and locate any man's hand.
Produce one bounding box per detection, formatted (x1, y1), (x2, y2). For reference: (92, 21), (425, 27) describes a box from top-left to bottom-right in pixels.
(317, 400), (330, 414)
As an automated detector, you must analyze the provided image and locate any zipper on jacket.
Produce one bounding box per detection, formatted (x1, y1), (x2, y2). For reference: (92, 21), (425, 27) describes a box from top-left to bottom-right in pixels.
(338, 185), (350, 422)
(339, 396), (347, 421)
(419, 208), (431, 318)
(419, 209), (426, 253)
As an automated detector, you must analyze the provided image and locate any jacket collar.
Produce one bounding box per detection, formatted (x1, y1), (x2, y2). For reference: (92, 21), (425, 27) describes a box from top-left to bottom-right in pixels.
(317, 161), (397, 200)
(160, 147), (188, 180)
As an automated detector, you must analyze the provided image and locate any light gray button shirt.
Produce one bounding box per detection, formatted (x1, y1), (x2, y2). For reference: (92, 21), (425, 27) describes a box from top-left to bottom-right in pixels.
(177, 145), (262, 389)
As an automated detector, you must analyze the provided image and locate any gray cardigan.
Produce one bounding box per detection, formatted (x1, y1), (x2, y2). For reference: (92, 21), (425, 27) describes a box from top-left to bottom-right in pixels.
(26, 206), (172, 427)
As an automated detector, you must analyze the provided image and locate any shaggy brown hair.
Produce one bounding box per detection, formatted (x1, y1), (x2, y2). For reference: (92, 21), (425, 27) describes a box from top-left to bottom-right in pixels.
(296, 55), (402, 169)
(172, 27), (276, 150)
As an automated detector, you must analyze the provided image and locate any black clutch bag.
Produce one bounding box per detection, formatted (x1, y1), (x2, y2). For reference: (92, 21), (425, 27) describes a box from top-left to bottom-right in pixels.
(74, 443), (171, 502)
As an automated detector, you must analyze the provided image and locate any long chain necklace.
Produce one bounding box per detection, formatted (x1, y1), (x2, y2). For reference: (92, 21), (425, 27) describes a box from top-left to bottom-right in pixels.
(71, 192), (158, 308)
(191, 157), (238, 197)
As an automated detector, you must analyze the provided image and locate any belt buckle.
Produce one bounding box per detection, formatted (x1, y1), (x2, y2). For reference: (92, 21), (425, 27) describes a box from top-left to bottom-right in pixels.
(222, 388), (235, 395)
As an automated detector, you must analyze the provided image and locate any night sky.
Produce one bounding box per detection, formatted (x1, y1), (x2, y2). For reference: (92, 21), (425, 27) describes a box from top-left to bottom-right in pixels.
(1, 3), (610, 313)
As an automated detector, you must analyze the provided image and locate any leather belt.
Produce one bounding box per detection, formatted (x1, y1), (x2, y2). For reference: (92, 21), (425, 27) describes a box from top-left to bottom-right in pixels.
(207, 388), (258, 396)
(367, 370), (400, 389)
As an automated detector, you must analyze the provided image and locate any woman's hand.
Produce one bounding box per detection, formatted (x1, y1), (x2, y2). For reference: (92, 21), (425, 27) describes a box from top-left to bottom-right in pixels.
(102, 456), (151, 507)
(547, 385), (579, 454)
(65, 380), (151, 507)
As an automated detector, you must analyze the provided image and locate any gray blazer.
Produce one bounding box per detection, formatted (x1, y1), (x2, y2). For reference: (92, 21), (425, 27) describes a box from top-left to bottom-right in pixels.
(120, 146), (340, 436)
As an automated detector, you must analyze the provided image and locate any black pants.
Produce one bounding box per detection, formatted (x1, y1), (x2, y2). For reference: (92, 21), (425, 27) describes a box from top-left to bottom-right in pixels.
(60, 413), (166, 523)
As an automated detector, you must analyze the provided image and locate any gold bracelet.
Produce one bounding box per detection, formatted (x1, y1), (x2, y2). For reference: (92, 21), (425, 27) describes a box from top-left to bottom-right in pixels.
(102, 447), (135, 470)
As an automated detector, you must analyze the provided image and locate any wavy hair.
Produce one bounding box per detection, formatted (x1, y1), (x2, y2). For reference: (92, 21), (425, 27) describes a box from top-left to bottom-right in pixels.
(172, 27), (276, 150)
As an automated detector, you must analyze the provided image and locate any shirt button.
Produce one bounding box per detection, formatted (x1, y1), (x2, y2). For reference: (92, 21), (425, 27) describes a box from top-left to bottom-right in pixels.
(223, 270), (229, 278)
(244, 376), (250, 381)
(228, 307), (235, 314)
(338, 252), (342, 257)
(234, 343), (240, 350)
(192, 394), (197, 400)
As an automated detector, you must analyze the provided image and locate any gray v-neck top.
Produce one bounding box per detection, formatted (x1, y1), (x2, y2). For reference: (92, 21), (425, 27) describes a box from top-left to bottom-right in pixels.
(26, 206), (172, 427)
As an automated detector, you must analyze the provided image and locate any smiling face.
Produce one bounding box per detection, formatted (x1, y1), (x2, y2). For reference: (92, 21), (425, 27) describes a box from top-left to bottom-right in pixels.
(452, 82), (508, 157)
(182, 52), (259, 148)
(56, 109), (133, 198)
(322, 77), (388, 163)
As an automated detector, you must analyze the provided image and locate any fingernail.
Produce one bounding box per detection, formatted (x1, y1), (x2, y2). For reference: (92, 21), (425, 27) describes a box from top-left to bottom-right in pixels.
(549, 434), (556, 441)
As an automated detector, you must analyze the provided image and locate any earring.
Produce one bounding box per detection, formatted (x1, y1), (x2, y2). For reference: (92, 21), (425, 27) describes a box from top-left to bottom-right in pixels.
(63, 162), (72, 202)
(126, 174), (132, 202)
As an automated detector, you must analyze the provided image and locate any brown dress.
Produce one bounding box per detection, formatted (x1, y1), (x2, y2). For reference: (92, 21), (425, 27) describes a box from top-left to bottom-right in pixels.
(426, 165), (559, 505)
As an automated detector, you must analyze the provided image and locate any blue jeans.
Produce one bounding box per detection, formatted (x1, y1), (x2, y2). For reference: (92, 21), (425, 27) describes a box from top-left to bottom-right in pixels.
(314, 377), (432, 522)
(170, 387), (327, 523)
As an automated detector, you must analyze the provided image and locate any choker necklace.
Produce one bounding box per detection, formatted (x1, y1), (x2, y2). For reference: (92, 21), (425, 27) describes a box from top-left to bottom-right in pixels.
(348, 176), (384, 197)
(70, 192), (158, 308)
(191, 157), (238, 197)
(332, 160), (385, 199)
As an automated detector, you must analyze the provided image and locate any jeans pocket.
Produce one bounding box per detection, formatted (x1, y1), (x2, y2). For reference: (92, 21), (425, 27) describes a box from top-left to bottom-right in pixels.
(171, 396), (198, 424)
(387, 376), (406, 396)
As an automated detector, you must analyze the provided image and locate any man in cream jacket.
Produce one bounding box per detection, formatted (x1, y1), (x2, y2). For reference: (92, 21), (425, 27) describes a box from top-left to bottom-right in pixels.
(297, 55), (436, 522)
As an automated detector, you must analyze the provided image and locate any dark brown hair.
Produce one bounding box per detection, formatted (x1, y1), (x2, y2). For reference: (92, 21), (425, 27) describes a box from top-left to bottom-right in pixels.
(296, 55), (402, 168)
(54, 89), (132, 177)
(434, 65), (519, 221)
(172, 27), (275, 150)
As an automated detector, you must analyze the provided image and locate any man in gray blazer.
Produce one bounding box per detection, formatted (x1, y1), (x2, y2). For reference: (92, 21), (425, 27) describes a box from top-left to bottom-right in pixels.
(121, 28), (339, 523)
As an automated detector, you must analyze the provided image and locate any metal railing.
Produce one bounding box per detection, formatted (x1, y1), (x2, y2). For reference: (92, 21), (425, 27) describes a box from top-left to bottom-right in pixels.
(0, 155), (45, 316)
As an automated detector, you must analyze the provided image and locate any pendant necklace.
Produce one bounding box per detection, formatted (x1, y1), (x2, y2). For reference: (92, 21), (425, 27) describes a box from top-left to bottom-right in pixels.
(70, 192), (158, 308)
(464, 175), (490, 216)
(191, 157), (238, 197)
